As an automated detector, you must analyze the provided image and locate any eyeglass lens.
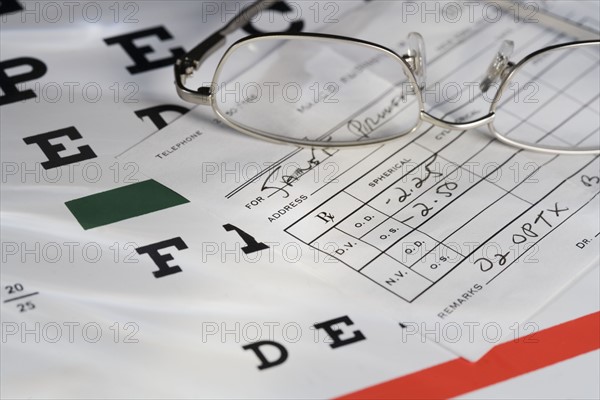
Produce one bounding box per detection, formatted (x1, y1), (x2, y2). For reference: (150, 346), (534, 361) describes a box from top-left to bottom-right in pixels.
(212, 37), (421, 145)
(492, 43), (600, 152)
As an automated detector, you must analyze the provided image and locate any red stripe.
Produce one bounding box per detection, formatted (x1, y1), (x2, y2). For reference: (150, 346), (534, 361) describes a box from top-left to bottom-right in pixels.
(336, 312), (600, 400)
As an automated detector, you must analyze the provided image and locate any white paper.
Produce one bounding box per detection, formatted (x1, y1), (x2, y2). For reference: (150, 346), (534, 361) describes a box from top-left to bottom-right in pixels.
(121, 1), (600, 360)
(2, 1), (599, 398)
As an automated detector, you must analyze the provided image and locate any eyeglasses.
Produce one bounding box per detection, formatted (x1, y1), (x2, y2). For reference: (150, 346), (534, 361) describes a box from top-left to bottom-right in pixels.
(175, 0), (600, 155)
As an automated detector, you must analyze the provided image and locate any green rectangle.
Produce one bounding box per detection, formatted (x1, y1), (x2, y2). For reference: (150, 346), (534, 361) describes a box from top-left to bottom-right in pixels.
(66, 180), (189, 230)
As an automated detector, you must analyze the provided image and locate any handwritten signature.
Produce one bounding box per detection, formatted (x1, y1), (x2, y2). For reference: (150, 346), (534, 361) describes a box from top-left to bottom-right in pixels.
(261, 148), (337, 198)
(347, 94), (407, 138)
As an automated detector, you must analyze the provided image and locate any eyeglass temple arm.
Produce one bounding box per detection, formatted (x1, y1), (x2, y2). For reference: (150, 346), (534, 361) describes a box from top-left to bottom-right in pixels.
(494, 1), (600, 41)
(175, 0), (273, 105)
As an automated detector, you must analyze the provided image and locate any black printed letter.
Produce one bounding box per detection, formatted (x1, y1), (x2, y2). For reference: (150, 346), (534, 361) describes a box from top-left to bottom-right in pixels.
(135, 237), (188, 278)
(23, 126), (97, 169)
(242, 340), (288, 370)
(223, 224), (269, 254)
(0, 0), (23, 15)
(0, 57), (47, 106)
(243, 1), (304, 35)
(134, 104), (189, 130)
(104, 26), (185, 74)
(313, 316), (366, 349)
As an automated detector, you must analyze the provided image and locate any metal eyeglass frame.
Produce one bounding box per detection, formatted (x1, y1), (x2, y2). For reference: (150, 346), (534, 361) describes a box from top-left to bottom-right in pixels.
(174, 0), (600, 155)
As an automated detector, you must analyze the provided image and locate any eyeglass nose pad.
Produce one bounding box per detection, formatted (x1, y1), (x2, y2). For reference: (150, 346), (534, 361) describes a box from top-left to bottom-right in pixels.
(403, 32), (427, 94)
(480, 40), (515, 93)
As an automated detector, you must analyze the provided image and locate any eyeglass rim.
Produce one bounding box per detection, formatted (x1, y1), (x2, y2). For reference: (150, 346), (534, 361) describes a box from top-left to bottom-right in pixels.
(210, 32), (425, 148)
(488, 39), (600, 155)
(207, 32), (600, 154)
